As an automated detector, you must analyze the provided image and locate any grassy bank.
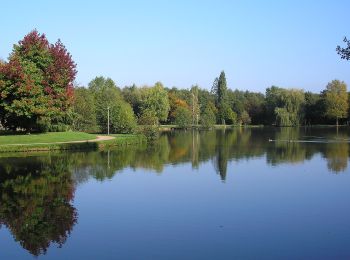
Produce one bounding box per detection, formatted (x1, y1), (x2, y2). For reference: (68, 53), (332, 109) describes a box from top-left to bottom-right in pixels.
(0, 132), (146, 153)
(97, 134), (147, 150)
(0, 132), (97, 145)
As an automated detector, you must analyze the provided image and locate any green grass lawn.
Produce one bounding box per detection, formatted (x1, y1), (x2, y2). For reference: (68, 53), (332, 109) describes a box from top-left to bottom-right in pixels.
(0, 132), (97, 145)
(0, 132), (146, 153)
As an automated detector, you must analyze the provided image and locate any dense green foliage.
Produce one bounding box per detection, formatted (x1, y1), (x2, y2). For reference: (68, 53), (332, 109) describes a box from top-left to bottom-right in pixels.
(72, 87), (98, 132)
(266, 87), (305, 126)
(174, 106), (192, 128)
(136, 109), (159, 141)
(72, 76), (137, 134)
(323, 80), (349, 126)
(212, 71), (234, 124)
(200, 105), (216, 128)
(140, 82), (170, 123)
(304, 92), (325, 125)
(109, 101), (137, 134)
(77, 74), (349, 129)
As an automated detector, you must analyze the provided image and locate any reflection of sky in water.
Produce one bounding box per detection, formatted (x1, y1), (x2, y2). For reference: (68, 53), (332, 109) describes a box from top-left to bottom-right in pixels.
(0, 128), (349, 259)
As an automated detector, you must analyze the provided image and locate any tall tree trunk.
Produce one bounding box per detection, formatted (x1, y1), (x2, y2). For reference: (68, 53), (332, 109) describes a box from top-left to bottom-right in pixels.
(336, 117), (339, 127)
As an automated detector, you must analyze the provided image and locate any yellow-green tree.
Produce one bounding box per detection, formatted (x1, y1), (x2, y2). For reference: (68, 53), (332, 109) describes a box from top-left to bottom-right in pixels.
(323, 80), (348, 126)
(140, 82), (170, 123)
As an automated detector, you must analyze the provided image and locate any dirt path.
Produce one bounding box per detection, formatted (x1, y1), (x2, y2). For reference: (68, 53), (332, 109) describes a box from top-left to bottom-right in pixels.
(90, 135), (115, 142)
(0, 135), (116, 146)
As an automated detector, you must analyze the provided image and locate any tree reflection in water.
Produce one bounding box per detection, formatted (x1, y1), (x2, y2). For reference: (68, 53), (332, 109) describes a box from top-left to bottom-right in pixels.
(0, 155), (77, 256)
(0, 127), (348, 256)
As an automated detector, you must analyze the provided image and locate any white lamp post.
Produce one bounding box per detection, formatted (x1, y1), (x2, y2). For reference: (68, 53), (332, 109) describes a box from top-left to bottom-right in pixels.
(107, 106), (110, 135)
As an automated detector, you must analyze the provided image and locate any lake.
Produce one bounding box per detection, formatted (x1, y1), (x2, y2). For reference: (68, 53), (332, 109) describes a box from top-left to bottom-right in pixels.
(0, 127), (349, 259)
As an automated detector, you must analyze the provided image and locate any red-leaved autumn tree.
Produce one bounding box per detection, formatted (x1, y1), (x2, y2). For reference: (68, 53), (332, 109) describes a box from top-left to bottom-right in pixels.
(0, 30), (77, 132)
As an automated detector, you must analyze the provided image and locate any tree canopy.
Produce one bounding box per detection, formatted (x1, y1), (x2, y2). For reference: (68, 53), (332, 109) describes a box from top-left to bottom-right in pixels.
(85, 76), (136, 134)
(0, 30), (76, 132)
(323, 80), (348, 125)
(140, 82), (170, 123)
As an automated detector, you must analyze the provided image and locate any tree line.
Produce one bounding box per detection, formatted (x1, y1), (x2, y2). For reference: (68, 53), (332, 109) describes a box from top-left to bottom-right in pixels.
(73, 73), (349, 133)
(0, 30), (349, 134)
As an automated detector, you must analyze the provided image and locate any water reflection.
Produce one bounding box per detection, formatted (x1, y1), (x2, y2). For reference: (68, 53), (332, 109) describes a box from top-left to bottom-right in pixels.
(0, 155), (77, 256)
(0, 127), (349, 256)
(70, 127), (349, 179)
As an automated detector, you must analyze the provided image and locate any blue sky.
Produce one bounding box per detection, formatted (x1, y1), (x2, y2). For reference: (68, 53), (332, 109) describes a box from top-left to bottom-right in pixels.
(1, 0), (349, 92)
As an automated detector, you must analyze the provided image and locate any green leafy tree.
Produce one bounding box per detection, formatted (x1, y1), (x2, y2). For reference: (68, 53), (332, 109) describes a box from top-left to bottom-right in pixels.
(122, 84), (142, 116)
(167, 91), (190, 123)
(265, 86), (285, 124)
(140, 82), (170, 123)
(174, 107), (192, 128)
(88, 76), (136, 133)
(89, 77), (119, 130)
(72, 87), (98, 132)
(220, 103), (237, 125)
(109, 101), (137, 133)
(266, 86), (305, 126)
(274, 107), (291, 126)
(227, 89), (245, 117)
(137, 109), (159, 141)
(304, 92), (325, 125)
(200, 105), (216, 128)
(198, 88), (216, 114)
(240, 110), (251, 125)
(138, 109), (158, 125)
(323, 80), (348, 126)
(243, 91), (265, 124)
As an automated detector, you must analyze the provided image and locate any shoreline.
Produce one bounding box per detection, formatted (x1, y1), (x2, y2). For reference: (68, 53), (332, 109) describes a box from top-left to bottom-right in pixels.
(0, 134), (146, 154)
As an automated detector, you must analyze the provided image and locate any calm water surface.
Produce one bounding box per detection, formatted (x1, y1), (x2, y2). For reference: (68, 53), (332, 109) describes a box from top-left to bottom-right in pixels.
(0, 127), (349, 259)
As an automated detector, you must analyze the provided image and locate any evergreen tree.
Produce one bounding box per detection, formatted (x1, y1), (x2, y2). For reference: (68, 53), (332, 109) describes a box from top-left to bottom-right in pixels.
(213, 71), (229, 124)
